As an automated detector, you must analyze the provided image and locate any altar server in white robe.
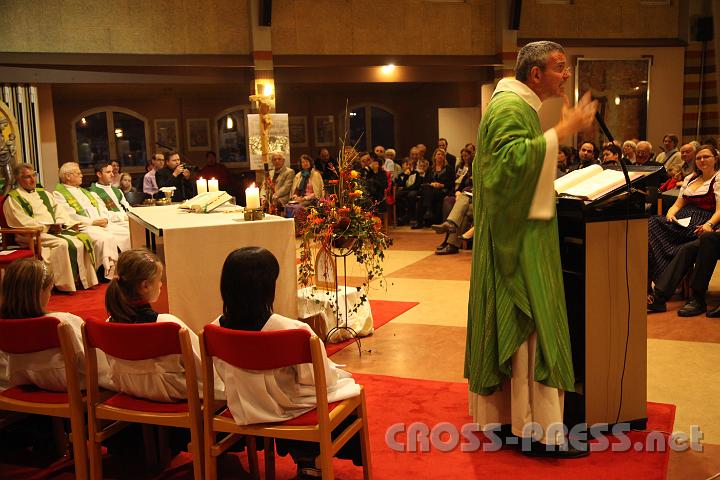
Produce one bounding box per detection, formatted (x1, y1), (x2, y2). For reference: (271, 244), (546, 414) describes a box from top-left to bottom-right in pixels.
(90, 161), (131, 221)
(103, 249), (224, 402)
(0, 258), (114, 391)
(4, 163), (98, 292)
(213, 247), (360, 426)
(53, 162), (127, 279)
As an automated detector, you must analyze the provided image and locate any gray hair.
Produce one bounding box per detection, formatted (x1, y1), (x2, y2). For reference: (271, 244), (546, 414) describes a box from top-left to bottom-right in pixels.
(515, 41), (565, 82)
(622, 140), (637, 151)
(58, 162), (79, 182)
(689, 140), (701, 151)
(636, 141), (653, 151)
(13, 163), (35, 179)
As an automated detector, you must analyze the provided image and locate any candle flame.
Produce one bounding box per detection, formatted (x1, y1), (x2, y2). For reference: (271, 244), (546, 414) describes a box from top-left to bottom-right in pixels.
(211, 177), (216, 181)
(249, 183), (256, 188)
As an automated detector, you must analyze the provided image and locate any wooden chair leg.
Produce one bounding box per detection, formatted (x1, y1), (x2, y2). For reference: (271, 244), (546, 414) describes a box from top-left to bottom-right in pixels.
(189, 421), (204, 480)
(69, 414), (89, 480)
(87, 433), (103, 480)
(358, 392), (373, 479)
(247, 436), (259, 479)
(205, 441), (218, 480)
(264, 437), (275, 480)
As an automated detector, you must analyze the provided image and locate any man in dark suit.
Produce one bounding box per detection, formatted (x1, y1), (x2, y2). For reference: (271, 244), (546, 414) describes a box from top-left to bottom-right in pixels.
(438, 138), (456, 172)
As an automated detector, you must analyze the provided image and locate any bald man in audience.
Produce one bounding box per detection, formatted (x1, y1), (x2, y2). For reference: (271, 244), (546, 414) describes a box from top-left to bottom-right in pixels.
(53, 162), (125, 280)
(4, 163), (98, 291)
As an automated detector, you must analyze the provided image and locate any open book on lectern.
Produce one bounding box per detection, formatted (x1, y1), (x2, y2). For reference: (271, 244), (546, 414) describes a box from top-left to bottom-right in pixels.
(554, 165), (645, 201)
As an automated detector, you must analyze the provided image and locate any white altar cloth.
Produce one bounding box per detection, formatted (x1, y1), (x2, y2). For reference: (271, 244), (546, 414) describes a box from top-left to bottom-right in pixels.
(128, 205), (297, 332)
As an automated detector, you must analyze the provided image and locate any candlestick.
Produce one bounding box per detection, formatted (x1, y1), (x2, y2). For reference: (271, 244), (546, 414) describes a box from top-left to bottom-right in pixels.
(246, 184), (260, 209)
(208, 178), (219, 192)
(196, 177), (208, 195)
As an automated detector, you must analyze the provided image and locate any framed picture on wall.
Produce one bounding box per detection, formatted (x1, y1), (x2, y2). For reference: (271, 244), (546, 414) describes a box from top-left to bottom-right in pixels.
(289, 116), (308, 147)
(314, 115), (335, 147)
(186, 118), (211, 151)
(154, 118), (179, 151)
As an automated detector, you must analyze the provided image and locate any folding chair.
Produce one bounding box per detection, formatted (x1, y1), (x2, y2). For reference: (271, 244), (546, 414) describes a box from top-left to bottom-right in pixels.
(200, 325), (372, 480)
(81, 318), (204, 480)
(0, 316), (88, 480)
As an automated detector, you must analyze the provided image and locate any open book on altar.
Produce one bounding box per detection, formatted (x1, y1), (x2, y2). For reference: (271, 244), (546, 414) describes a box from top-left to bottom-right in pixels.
(554, 165), (645, 201)
(178, 191), (233, 213)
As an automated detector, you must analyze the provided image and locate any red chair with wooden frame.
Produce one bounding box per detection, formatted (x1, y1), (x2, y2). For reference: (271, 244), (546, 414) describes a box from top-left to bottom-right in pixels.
(81, 318), (204, 480)
(0, 194), (42, 275)
(200, 325), (372, 480)
(0, 316), (88, 480)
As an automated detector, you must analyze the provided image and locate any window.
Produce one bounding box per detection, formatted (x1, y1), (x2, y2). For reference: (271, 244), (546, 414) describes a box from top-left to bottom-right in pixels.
(72, 107), (149, 169)
(215, 106), (249, 165)
(346, 104), (396, 153)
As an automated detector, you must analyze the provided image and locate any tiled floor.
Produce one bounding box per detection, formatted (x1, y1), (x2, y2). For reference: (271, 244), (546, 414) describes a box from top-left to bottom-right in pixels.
(334, 227), (720, 479)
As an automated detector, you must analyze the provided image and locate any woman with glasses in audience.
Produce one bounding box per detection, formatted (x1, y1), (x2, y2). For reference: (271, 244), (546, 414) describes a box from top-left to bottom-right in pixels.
(648, 145), (720, 312)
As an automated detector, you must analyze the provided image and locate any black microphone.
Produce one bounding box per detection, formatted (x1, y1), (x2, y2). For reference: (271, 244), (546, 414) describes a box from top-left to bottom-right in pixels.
(594, 111), (614, 143)
(595, 111), (632, 193)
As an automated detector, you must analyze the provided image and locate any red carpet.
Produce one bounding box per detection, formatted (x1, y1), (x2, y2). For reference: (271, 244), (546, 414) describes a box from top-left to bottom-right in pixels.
(325, 300), (419, 356)
(0, 373), (674, 479)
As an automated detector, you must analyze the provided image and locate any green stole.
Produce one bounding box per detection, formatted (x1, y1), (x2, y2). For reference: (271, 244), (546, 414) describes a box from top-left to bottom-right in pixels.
(8, 188), (96, 280)
(90, 182), (123, 212)
(464, 90), (575, 396)
(55, 183), (99, 217)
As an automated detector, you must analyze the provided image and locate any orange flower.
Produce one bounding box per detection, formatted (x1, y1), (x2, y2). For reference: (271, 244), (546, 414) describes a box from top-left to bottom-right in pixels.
(349, 190), (362, 198)
(350, 170), (360, 179)
(312, 217), (324, 225)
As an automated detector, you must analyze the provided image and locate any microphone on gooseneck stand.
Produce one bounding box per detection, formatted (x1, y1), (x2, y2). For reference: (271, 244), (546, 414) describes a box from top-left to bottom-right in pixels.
(594, 111), (632, 193)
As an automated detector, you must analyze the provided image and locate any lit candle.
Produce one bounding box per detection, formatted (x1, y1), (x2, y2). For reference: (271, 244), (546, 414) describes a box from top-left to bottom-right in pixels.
(196, 177), (208, 195)
(246, 183), (260, 209)
(208, 178), (219, 192)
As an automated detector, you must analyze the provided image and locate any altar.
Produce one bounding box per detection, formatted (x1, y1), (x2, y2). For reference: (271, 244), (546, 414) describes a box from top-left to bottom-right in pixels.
(127, 204), (297, 332)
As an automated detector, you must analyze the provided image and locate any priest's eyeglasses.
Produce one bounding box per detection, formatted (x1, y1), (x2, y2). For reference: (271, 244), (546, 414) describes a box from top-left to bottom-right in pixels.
(550, 64), (572, 74)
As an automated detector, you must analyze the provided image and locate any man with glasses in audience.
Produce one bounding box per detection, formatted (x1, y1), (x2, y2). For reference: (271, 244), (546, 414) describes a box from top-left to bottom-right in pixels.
(143, 152), (165, 197)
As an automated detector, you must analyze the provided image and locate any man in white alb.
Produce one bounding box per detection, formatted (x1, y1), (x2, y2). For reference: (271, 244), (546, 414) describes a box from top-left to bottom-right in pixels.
(4, 163), (98, 291)
(53, 162), (124, 280)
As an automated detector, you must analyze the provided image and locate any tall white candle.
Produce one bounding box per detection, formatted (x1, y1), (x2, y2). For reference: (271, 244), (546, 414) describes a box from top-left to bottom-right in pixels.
(246, 184), (260, 209)
(196, 177), (208, 195)
(208, 178), (219, 192)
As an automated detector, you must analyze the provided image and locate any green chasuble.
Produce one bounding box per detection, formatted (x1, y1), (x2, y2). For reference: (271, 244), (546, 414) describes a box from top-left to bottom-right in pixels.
(464, 86), (575, 396)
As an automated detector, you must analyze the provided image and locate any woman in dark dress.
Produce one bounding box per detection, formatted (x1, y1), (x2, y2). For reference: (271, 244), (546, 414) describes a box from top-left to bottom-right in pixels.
(648, 145), (720, 299)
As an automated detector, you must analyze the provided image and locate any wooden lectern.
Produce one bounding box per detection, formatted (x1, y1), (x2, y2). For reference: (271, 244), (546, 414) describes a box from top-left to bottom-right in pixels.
(558, 166), (663, 430)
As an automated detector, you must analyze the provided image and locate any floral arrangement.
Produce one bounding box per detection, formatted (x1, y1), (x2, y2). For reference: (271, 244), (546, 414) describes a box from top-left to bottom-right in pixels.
(297, 146), (392, 301)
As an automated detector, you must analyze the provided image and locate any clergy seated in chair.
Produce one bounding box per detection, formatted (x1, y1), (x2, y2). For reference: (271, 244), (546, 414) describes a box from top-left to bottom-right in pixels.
(4, 163), (98, 292)
(211, 247), (364, 478)
(53, 162), (128, 281)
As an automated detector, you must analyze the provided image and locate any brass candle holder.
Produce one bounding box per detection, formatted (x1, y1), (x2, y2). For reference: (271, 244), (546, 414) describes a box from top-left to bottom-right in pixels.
(243, 207), (265, 221)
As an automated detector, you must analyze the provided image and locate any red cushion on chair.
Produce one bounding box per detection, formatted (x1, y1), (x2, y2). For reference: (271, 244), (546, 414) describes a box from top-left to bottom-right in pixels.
(219, 401), (343, 426)
(0, 249), (35, 264)
(1, 385), (69, 404)
(203, 325), (312, 370)
(84, 318), (182, 360)
(103, 392), (189, 413)
(0, 317), (61, 354)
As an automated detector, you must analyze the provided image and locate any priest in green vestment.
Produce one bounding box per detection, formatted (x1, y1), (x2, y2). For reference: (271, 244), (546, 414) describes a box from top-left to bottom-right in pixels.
(464, 41), (597, 456)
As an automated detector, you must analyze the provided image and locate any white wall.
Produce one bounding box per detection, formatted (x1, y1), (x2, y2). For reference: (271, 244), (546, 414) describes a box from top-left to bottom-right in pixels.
(438, 107), (482, 156)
